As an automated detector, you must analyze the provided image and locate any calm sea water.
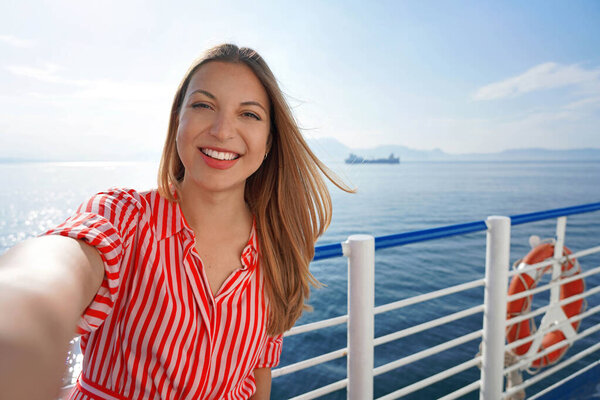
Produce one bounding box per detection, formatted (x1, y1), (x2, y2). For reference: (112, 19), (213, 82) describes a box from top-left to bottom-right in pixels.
(1, 160), (600, 399)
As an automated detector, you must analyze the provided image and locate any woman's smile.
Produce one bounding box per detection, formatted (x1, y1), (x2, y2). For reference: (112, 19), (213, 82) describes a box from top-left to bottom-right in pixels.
(199, 147), (241, 170)
(200, 147), (240, 161)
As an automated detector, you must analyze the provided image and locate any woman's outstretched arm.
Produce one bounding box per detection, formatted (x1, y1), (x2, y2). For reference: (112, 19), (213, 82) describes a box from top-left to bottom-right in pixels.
(0, 235), (104, 400)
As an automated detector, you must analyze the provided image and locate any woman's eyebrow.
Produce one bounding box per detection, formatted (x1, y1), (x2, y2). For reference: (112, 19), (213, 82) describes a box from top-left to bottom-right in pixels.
(189, 89), (215, 99)
(241, 101), (268, 114)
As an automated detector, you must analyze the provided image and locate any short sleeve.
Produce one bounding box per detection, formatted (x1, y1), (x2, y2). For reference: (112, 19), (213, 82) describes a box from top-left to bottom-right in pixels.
(256, 334), (283, 369)
(44, 188), (142, 335)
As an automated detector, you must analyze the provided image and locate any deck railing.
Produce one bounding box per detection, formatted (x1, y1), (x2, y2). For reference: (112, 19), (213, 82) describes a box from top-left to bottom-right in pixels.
(272, 202), (600, 399)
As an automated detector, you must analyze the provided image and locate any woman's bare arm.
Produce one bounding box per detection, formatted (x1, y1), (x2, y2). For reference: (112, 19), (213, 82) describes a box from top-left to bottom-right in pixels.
(250, 367), (272, 400)
(0, 235), (104, 400)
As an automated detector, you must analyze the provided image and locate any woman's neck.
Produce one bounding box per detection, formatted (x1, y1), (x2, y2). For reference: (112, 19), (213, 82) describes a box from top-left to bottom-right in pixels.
(177, 179), (253, 240)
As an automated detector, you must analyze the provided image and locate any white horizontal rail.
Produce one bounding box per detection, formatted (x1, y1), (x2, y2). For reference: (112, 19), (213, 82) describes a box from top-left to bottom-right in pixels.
(374, 278), (485, 315)
(504, 321), (600, 375)
(528, 359), (600, 400)
(373, 330), (482, 377)
(504, 339), (600, 399)
(567, 245), (600, 260)
(271, 348), (347, 378)
(288, 379), (348, 400)
(506, 264), (600, 303)
(284, 315), (348, 337)
(505, 269), (600, 330)
(508, 258), (555, 278)
(506, 278), (600, 331)
(507, 245), (600, 279)
(374, 304), (484, 347)
(376, 357), (482, 400)
(506, 302), (600, 353)
(437, 380), (481, 400)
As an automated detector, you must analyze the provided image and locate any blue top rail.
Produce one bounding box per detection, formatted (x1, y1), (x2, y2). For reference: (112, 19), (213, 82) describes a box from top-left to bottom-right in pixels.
(313, 201), (600, 261)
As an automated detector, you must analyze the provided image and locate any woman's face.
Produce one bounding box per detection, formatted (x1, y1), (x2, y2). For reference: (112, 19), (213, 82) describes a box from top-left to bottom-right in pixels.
(176, 61), (271, 196)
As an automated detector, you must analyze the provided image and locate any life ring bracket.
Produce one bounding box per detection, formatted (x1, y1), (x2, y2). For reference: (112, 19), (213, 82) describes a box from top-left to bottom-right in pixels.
(504, 332), (572, 375)
(506, 288), (589, 333)
(506, 298), (586, 351)
(506, 242), (586, 370)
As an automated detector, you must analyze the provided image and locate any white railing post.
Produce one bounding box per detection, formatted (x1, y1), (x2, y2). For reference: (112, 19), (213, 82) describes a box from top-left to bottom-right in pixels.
(343, 234), (375, 400)
(481, 216), (511, 400)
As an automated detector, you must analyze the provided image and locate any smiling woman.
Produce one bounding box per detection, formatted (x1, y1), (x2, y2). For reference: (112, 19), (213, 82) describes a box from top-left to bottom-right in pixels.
(0, 43), (353, 400)
(175, 61), (271, 194)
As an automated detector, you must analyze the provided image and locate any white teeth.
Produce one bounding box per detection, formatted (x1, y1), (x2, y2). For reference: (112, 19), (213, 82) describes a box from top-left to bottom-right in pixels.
(202, 148), (239, 161)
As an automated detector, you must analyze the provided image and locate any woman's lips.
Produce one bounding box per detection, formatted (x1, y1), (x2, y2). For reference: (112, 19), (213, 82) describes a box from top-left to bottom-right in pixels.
(199, 147), (240, 170)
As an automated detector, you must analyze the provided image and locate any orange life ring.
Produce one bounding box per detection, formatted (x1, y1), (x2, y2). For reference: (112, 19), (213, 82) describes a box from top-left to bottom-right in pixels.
(506, 242), (585, 368)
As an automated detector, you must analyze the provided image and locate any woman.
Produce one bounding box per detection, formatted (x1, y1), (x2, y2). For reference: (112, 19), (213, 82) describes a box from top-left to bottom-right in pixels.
(0, 44), (351, 399)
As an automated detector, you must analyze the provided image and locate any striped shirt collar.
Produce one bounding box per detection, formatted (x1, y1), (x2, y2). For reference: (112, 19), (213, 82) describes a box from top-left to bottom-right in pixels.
(155, 192), (259, 269)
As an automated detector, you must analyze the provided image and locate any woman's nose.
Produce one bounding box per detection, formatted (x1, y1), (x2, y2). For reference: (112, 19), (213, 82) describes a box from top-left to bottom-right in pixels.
(209, 113), (234, 141)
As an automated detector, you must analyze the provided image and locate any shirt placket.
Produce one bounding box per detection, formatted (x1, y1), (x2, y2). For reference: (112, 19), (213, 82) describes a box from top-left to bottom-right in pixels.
(179, 231), (214, 397)
(189, 249), (218, 337)
(181, 237), (212, 335)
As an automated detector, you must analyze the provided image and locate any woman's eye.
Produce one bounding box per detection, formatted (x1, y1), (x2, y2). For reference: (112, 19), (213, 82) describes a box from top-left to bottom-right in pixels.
(191, 103), (211, 110)
(242, 112), (261, 121)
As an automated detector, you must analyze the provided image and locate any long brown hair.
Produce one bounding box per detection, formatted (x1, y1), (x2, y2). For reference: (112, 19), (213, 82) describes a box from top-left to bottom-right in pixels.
(158, 44), (353, 335)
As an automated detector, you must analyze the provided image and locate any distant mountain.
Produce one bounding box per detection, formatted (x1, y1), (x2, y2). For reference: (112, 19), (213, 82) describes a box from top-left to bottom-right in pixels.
(356, 145), (450, 161)
(306, 137), (600, 162)
(2, 138), (599, 163)
(484, 148), (600, 161)
(304, 137), (352, 161)
(304, 137), (457, 161)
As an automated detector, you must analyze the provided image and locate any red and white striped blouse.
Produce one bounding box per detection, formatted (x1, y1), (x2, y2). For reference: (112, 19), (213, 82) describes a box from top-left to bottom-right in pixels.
(45, 188), (282, 400)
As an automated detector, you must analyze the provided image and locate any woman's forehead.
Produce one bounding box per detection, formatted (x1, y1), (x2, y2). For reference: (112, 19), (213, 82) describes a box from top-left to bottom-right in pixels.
(186, 61), (270, 106)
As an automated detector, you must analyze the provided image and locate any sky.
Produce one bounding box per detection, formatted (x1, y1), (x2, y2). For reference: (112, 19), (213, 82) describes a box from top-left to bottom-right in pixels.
(1, 0), (599, 160)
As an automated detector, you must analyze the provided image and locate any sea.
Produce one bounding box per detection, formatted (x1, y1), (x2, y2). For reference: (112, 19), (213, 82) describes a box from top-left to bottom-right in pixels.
(1, 160), (600, 399)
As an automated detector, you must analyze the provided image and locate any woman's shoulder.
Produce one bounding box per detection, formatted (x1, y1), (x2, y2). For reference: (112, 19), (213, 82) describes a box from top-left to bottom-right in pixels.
(90, 187), (158, 206)
(82, 187), (180, 236)
(80, 187), (160, 219)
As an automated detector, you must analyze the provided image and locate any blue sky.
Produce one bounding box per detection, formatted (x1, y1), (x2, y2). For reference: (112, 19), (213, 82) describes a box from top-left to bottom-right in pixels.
(1, 0), (599, 160)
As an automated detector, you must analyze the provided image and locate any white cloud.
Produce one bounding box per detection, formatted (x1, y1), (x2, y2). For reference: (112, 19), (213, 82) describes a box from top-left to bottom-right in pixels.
(5, 64), (67, 84)
(564, 96), (600, 111)
(5, 63), (173, 102)
(1, 63), (175, 160)
(0, 34), (35, 48)
(473, 62), (600, 101)
(401, 109), (595, 155)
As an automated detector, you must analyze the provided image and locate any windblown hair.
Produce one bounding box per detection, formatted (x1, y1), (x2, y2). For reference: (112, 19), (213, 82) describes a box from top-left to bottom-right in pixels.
(158, 43), (353, 335)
